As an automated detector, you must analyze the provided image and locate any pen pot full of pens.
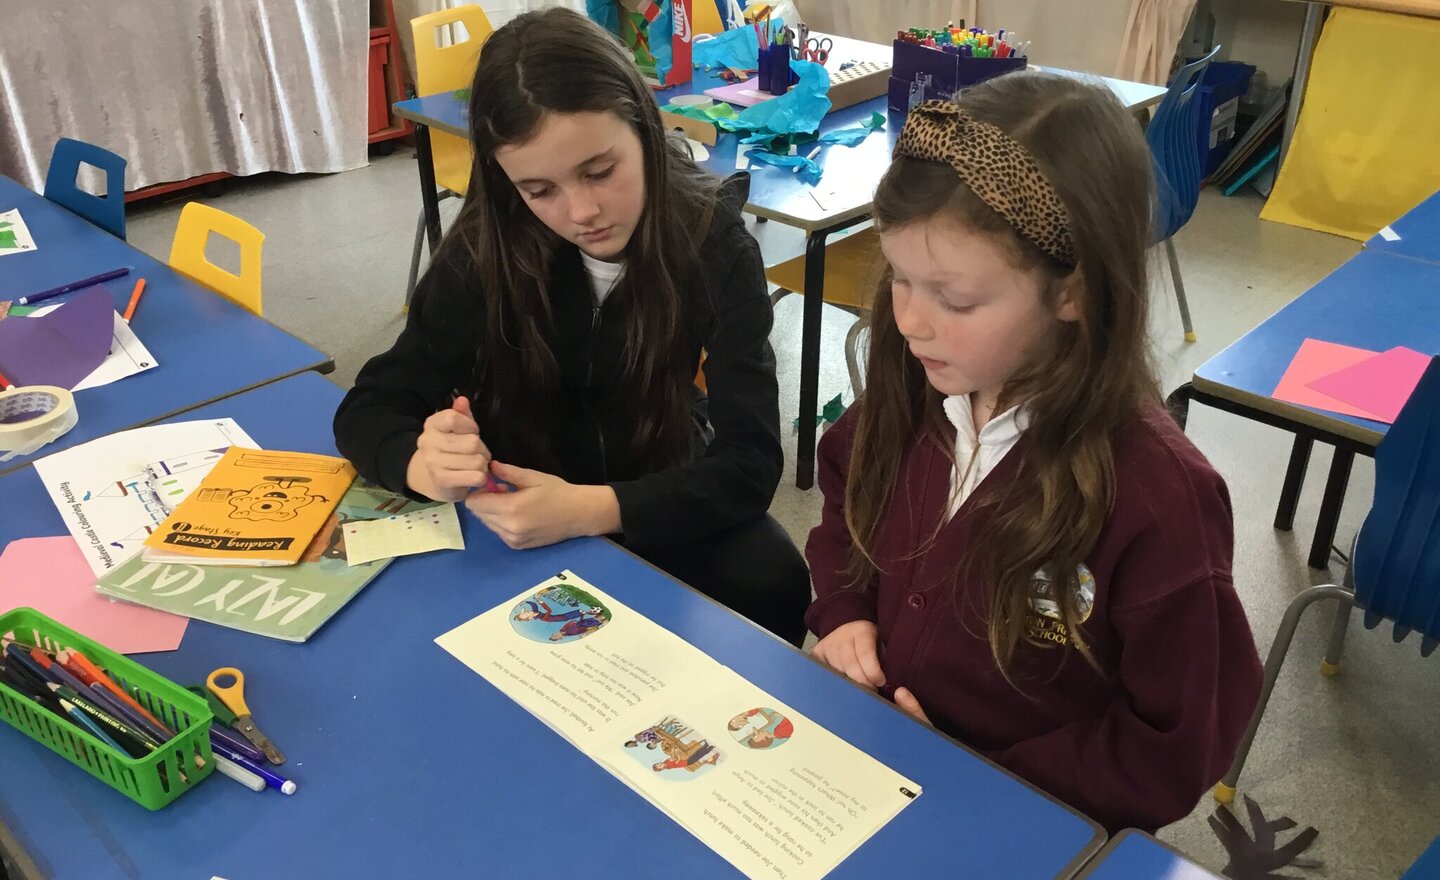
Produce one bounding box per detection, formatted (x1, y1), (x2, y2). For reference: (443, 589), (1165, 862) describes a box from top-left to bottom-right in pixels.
(758, 42), (797, 96)
(0, 607), (215, 810)
(888, 25), (1028, 114)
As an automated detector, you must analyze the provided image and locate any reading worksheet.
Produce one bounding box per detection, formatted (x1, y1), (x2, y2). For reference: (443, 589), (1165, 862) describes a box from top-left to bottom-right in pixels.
(436, 571), (921, 880)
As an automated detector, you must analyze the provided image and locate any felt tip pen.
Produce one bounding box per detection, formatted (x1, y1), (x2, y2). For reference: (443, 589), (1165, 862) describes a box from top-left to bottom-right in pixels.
(211, 745), (298, 795)
(209, 726), (266, 764)
(16, 266), (132, 305)
(213, 754), (267, 792)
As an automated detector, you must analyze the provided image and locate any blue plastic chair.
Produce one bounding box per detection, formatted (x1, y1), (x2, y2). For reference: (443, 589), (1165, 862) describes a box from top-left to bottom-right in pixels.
(1215, 356), (1440, 804)
(43, 138), (128, 239)
(1145, 46), (1219, 343)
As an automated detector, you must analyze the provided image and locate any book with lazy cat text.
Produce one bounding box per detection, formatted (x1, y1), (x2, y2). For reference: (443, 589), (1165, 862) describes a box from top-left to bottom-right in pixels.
(99, 481), (441, 641)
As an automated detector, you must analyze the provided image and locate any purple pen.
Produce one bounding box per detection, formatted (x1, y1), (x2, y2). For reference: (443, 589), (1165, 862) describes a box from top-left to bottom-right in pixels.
(211, 744), (297, 795)
(16, 266), (133, 306)
(210, 726), (265, 764)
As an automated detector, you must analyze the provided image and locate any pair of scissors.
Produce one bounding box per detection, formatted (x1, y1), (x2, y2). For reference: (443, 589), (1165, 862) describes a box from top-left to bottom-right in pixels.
(207, 667), (286, 765)
(799, 36), (832, 65)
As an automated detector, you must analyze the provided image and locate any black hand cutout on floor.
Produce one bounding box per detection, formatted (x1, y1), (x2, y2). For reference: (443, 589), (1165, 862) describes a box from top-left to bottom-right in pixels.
(1209, 795), (1323, 880)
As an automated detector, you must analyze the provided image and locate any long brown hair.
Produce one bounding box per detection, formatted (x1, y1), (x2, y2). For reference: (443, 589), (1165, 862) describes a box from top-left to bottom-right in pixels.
(845, 72), (1159, 679)
(435, 6), (719, 471)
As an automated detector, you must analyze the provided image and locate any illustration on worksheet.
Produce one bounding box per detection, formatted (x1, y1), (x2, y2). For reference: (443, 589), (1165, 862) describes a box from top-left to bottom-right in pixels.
(624, 714), (722, 779)
(509, 582), (613, 644)
(728, 707), (794, 750)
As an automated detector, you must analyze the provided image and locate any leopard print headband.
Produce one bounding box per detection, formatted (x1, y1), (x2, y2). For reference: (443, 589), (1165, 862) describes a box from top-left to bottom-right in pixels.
(894, 100), (1077, 268)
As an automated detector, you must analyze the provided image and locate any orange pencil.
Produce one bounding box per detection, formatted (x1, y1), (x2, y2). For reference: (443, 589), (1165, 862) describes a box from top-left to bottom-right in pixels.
(122, 277), (146, 322)
(60, 649), (168, 733)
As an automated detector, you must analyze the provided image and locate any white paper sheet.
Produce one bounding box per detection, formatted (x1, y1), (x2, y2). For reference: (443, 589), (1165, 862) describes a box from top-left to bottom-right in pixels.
(0, 208), (37, 255)
(342, 503), (464, 566)
(33, 419), (258, 576)
(437, 572), (922, 880)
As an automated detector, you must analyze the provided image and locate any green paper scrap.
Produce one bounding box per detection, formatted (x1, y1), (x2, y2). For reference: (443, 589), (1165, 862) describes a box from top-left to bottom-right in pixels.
(0, 231), (15, 250)
(792, 393), (847, 429)
(454, 88), (470, 101)
(662, 101), (740, 127)
(817, 111), (886, 147)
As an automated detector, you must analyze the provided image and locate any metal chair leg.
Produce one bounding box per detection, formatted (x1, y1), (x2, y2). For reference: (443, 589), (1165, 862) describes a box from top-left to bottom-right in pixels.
(1164, 237), (1196, 343)
(844, 313), (869, 395)
(1215, 583), (1355, 804)
(405, 209), (426, 309)
(1321, 600), (1355, 676)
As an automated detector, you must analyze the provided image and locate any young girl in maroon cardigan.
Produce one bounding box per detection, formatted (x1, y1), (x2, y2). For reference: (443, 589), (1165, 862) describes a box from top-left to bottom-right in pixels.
(804, 72), (1263, 832)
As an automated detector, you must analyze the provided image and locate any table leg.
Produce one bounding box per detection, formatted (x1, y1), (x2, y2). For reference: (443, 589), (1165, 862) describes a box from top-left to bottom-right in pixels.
(1281, 2), (1325, 162)
(1274, 434), (1314, 531)
(1309, 448), (1353, 570)
(795, 228), (831, 490)
(414, 123), (442, 252)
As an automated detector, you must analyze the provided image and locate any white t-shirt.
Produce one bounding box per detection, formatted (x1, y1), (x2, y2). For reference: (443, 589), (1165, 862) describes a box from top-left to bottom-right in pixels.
(942, 393), (1028, 519)
(580, 251), (627, 305)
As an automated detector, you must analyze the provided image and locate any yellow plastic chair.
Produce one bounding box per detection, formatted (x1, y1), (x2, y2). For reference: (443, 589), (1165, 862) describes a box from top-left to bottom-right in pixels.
(766, 227), (882, 393)
(407, 5), (494, 303)
(411, 5), (493, 196)
(693, 0), (724, 36)
(168, 203), (265, 316)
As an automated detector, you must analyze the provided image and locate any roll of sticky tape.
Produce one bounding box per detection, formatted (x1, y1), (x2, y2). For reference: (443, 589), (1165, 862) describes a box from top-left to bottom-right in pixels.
(0, 385), (79, 462)
(670, 94), (714, 109)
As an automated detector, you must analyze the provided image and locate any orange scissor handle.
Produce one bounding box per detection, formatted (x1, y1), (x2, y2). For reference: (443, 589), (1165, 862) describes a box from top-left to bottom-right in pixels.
(206, 667), (251, 718)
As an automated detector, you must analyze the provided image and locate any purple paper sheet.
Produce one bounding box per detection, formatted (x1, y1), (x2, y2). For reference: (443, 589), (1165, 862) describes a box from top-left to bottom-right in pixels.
(0, 287), (113, 389)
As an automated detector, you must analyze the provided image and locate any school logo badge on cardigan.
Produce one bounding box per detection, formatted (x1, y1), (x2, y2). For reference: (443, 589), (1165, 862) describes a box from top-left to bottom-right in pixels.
(1026, 563), (1096, 647)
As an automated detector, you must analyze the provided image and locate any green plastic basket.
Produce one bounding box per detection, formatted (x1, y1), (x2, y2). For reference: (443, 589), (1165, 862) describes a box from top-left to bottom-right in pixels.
(0, 607), (213, 810)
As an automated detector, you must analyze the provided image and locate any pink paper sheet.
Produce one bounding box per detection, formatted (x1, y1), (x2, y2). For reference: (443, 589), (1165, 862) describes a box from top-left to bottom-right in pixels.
(1306, 347), (1433, 424)
(1270, 339), (1382, 420)
(0, 537), (187, 654)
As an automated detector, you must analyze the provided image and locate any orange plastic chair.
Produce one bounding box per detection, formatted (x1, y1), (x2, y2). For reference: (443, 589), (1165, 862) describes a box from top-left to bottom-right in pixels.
(168, 203), (266, 316)
(410, 5), (494, 196)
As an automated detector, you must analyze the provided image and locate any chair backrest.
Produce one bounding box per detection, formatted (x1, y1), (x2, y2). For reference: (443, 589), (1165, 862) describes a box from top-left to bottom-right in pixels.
(411, 5), (493, 96)
(1146, 46), (1220, 241)
(43, 138), (128, 239)
(693, 0), (724, 36)
(168, 203), (266, 316)
(411, 5), (493, 195)
(1354, 355), (1440, 655)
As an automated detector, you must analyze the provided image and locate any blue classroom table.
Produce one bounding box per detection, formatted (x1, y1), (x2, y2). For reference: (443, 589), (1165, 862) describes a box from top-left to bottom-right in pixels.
(1404, 836), (1440, 880)
(391, 36), (1165, 492)
(0, 372), (1104, 879)
(1182, 250), (1440, 568)
(0, 176), (332, 476)
(1366, 189), (1440, 267)
(1076, 830), (1222, 879)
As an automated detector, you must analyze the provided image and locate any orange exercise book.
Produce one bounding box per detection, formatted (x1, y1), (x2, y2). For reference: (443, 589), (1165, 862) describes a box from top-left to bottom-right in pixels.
(141, 448), (356, 566)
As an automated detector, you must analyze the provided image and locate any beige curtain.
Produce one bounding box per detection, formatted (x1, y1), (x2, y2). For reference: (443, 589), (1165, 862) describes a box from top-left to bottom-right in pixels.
(0, 0), (369, 193)
(1116, 0), (1197, 84)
